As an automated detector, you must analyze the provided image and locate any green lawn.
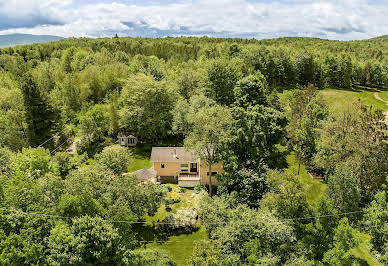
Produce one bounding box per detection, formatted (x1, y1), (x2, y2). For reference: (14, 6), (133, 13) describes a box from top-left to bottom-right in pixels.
(127, 144), (152, 172)
(278, 88), (387, 118)
(147, 226), (208, 266)
(352, 233), (380, 266)
(379, 90), (388, 102)
(286, 153), (327, 203)
(320, 89), (387, 117)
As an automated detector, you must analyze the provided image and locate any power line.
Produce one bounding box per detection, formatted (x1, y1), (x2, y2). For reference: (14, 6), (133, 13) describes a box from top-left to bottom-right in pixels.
(0, 207), (368, 226)
(0, 207), (377, 244)
(36, 128), (66, 148)
(50, 137), (73, 155)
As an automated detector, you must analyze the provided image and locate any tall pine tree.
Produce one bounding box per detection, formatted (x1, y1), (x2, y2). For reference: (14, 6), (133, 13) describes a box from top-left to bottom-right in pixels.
(21, 73), (58, 148)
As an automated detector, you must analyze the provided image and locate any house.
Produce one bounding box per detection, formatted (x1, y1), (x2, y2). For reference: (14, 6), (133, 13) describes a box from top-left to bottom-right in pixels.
(117, 132), (138, 147)
(150, 147), (224, 187)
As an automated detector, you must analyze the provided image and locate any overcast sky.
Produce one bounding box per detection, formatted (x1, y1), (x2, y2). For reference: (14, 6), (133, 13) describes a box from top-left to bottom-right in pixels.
(0, 0), (386, 40)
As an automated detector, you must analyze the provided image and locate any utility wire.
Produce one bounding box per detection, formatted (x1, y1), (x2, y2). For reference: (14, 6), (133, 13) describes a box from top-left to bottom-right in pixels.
(36, 128), (66, 148)
(1, 207), (368, 226)
(50, 137), (73, 155)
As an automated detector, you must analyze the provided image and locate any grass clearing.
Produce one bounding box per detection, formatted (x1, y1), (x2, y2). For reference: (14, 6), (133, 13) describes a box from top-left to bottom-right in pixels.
(127, 144), (152, 172)
(278, 88), (388, 118)
(286, 153), (327, 203)
(320, 89), (387, 117)
(147, 226), (208, 266)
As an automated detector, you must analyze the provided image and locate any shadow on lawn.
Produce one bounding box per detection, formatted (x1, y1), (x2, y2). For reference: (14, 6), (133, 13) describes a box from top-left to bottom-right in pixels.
(133, 223), (200, 246)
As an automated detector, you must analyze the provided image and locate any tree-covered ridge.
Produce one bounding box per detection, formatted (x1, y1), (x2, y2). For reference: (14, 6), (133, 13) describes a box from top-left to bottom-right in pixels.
(0, 36), (387, 265)
(0, 34), (63, 48)
(2, 35), (388, 91)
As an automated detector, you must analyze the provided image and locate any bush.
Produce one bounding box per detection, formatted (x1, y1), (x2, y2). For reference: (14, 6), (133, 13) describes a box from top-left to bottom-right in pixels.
(164, 197), (180, 205)
(170, 192), (181, 203)
(159, 208), (198, 231)
(179, 187), (187, 193)
(164, 198), (175, 205)
(160, 185), (171, 194)
(194, 183), (203, 194)
(165, 185), (172, 192)
(95, 145), (131, 175)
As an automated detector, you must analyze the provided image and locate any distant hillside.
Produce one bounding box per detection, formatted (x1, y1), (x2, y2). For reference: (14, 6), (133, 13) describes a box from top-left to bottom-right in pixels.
(367, 35), (388, 41)
(0, 34), (63, 48)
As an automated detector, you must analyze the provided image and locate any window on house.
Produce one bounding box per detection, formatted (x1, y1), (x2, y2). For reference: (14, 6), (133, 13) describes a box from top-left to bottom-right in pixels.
(129, 138), (135, 144)
(207, 172), (218, 176)
(180, 163), (189, 172)
(161, 163), (165, 169)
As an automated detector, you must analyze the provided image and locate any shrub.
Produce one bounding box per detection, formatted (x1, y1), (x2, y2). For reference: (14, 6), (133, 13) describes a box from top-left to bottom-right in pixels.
(159, 208), (198, 231)
(95, 145), (131, 175)
(164, 198), (175, 205)
(170, 192), (181, 203)
(194, 183), (203, 194)
(179, 187), (187, 193)
(165, 205), (172, 212)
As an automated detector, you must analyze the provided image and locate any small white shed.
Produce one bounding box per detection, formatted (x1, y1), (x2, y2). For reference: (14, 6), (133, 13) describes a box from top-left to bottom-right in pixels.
(117, 132), (138, 147)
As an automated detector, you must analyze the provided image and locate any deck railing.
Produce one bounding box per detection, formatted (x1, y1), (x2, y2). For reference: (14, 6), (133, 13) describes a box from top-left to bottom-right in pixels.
(178, 172), (200, 181)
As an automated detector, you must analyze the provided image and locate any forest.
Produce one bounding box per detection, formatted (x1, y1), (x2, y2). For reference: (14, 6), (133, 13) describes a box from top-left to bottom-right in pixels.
(0, 36), (387, 265)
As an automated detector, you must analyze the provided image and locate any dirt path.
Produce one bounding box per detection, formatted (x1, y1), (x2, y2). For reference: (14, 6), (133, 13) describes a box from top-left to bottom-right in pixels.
(374, 92), (388, 125)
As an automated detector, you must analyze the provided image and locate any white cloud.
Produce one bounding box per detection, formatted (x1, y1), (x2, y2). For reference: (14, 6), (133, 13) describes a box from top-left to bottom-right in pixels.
(0, 0), (387, 40)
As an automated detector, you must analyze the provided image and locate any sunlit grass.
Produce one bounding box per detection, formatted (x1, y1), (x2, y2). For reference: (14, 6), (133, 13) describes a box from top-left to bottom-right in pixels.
(127, 144), (152, 173)
(352, 233), (380, 266)
(379, 90), (388, 102)
(286, 153), (327, 203)
(320, 89), (387, 117)
(147, 227), (208, 266)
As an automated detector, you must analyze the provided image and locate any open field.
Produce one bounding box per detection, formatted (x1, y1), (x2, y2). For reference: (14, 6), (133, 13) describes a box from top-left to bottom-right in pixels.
(279, 88), (388, 117)
(320, 89), (387, 115)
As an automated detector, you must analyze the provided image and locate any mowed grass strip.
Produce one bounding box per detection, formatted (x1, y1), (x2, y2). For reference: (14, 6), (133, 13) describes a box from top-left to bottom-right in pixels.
(320, 89), (387, 117)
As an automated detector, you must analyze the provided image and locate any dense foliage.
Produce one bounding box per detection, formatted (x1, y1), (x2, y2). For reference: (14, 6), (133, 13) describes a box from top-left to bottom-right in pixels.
(0, 36), (387, 265)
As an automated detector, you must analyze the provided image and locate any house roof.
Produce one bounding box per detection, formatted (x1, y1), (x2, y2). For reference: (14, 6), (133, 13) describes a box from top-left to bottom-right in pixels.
(132, 168), (157, 180)
(117, 132), (136, 138)
(150, 147), (196, 162)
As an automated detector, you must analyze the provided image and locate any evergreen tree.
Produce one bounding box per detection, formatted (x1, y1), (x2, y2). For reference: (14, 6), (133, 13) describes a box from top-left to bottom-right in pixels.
(20, 73), (58, 148)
